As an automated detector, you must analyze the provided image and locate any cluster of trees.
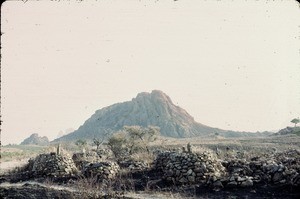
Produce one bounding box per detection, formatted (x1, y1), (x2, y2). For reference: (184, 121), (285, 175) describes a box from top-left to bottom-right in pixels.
(107, 126), (159, 159)
(74, 125), (160, 159)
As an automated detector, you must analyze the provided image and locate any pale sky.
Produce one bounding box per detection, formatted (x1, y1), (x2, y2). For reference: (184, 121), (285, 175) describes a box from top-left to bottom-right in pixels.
(1, 0), (300, 145)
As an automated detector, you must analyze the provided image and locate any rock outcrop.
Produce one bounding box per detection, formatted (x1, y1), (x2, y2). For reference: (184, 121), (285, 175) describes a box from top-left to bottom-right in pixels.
(54, 90), (224, 142)
(20, 133), (49, 146)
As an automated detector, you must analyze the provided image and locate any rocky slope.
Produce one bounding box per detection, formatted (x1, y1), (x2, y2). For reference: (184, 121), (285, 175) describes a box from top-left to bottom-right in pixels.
(272, 127), (300, 136)
(53, 90), (267, 142)
(20, 133), (49, 146)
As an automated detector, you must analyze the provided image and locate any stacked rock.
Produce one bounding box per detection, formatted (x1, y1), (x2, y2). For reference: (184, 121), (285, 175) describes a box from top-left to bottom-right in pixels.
(222, 149), (300, 188)
(155, 151), (225, 185)
(82, 161), (120, 181)
(72, 151), (102, 170)
(223, 159), (255, 187)
(118, 159), (149, 171)
(31, 153), (78, 178)
(155, 149), (300, 189)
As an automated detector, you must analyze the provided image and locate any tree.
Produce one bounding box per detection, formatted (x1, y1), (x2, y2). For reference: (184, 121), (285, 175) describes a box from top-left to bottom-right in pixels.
(124, 125), (159, 155)
(93, 137), (104, 150)
(93, 132), (110, 150)
(291, 118), (300, 127)
(107, 126), (160, 159)
(75, 139), (87, 151)
(107, 132), (127, 159)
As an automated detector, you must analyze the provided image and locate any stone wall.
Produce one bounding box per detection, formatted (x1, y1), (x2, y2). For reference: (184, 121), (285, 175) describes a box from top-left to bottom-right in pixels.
(155, 151), (225, 185)
(31, 153), (78, 178)
(154, 149), (300, 189)
(223, 149), (300, 188)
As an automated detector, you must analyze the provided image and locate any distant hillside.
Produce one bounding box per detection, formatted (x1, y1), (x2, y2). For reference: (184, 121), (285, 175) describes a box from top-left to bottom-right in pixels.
(21, 133), (49, 146)
(272, 127), (300, 136)
(53, 90), (268, 142)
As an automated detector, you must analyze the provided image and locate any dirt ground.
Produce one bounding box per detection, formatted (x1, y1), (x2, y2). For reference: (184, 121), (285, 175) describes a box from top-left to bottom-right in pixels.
(0, 159), (29, 175)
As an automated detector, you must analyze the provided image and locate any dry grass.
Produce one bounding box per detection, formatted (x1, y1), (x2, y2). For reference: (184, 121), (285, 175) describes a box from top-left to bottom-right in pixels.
(130, 152), (155, 166)
(69, 175), (103, 198)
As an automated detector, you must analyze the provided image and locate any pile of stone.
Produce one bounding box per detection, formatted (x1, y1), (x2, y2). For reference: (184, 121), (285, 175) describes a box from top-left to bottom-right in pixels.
(30, 152), (78, 178)
(155, 151), (225, 185)
(72, 151), (102, 170)
(118, 159), (149, 171)
(82, 161), (120, 181)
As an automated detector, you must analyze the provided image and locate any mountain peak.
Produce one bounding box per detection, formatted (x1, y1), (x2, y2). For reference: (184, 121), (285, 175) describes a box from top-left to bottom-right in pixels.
(135, 90), (173, 104)
(151, 90), (172, 101)
(151, 89), (168, 96)
(54, 90), (221, 142)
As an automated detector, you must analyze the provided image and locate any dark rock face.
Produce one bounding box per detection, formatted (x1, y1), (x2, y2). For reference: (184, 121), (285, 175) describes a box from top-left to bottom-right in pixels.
(20, 133), (49, 146)
(54, 90), (222, 142)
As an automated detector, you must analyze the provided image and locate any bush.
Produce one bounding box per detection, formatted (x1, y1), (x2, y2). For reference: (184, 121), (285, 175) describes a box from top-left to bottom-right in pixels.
(107, 126), (160, 160)
(107, 132), (128, 159)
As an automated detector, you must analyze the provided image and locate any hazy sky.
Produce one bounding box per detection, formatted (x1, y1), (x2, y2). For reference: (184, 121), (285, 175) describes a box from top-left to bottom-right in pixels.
(1, 0), (300, 145)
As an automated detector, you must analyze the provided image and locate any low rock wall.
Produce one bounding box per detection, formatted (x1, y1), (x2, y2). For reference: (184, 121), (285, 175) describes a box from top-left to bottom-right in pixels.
(155, 149), (300, 189)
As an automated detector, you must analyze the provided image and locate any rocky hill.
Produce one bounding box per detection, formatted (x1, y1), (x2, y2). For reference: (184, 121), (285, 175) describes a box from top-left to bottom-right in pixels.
(53, 90), (267, 142)
(20, 133), (49, 146)
(272, 126), (300, 136)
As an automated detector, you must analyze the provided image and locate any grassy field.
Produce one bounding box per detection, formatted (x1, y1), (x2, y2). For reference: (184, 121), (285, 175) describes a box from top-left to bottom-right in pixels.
(150, 134), (300, 152)
(1, 144), (48, 162)
(2, 134), (300, 162)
